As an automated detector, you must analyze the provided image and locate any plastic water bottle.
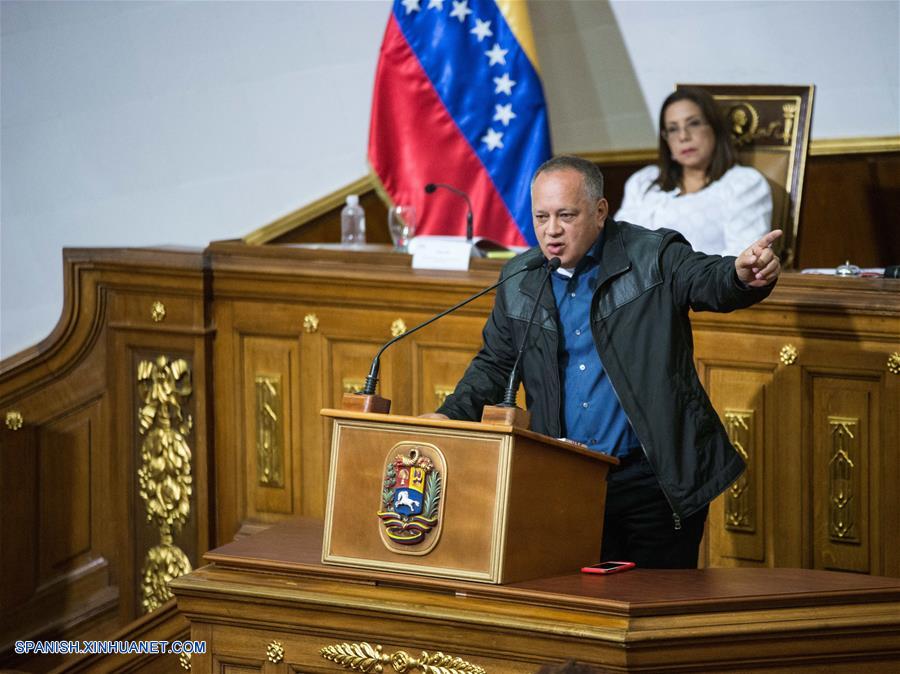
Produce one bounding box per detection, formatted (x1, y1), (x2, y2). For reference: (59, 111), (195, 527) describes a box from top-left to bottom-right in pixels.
(341, 195), (366, 246)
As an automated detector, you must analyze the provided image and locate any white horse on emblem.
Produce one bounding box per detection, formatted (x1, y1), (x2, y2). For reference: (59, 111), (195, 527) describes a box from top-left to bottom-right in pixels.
(395, 490), (421, 510)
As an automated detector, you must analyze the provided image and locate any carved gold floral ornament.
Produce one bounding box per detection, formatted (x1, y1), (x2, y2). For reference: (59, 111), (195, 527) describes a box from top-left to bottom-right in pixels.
(303, 313), (319, 333)
(5, 410), (23, 430)
(321, 642), (485, 674)
(151, 301), (167, 322)
(267, 641), (285, 664)
(887, 352), (900, 375)
(391, 318), (407, 337)
(137, 355), (194, 612)
(779, 344), (798, 366)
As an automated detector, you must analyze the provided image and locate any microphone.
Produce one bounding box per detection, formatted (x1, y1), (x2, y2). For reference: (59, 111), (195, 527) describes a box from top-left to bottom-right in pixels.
(424, 182), (474, 242)
(360, 255), (548, 396)
(498, 257), (562, 407)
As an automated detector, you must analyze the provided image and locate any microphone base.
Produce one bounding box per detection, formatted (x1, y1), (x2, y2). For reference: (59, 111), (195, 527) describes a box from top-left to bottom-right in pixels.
(481, 404), (531, 429)
(342, 392), (391, 414)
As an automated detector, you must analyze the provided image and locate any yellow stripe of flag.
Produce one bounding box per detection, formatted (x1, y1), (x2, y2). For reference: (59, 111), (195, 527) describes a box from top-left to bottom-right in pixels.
(495, 0), (540, 73)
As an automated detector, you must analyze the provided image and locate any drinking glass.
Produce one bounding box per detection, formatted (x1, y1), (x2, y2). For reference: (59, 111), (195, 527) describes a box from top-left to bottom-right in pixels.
(388, 205), (416, 253)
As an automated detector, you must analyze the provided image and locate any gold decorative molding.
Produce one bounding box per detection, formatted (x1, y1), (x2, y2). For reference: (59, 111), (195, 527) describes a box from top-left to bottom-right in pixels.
(779, 344), (798, 366)
(724, 410), (756, 532)
(178, 652), (191, 670)
(828, 417), (859, 542)
(887, 352), (900, 375)
(434, 386), (454, 408)
(579, 136), (900, 163)
(391, 318), (407, 338)
(136, 355), (194, 613)
(266, 640), (285, 664)
(807, 135), (900, 156)
(578, 148), (657, 165)
(5, 410), (23, 430)
(303, 313), (319, 333)
(244, 175), (373, 245)
(781, 103), (797, 144)
(320, 642), (485, 674)
(255, 375), (284, 487)
(343, 378), (365, 395)
(151, 301), (166, 323)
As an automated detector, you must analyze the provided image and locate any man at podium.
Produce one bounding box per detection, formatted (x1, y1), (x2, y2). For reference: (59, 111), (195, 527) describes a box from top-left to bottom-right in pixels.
(424, 155), (781, 569)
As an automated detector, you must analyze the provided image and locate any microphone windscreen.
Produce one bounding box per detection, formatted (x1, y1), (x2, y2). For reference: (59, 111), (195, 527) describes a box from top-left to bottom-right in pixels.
(548, 257), (562, 271)
(524, 257), (545, 271)
(424, 183), (437, 194)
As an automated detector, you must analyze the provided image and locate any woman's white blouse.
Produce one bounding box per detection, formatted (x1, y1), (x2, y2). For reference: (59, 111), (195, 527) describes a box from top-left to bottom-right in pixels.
(614, 165), (772, 256)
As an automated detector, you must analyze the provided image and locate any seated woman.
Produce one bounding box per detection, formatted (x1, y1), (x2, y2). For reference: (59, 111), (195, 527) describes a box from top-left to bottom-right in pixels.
(615, 87), (772, 256)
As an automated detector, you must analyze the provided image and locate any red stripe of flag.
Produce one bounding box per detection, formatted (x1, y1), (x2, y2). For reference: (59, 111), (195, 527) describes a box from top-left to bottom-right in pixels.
(368, 15), (528, 247)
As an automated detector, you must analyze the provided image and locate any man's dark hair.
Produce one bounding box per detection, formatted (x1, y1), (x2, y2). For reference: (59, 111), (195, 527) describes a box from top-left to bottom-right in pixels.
(532, 155), (605, 203)
(653, 86), (737, 192)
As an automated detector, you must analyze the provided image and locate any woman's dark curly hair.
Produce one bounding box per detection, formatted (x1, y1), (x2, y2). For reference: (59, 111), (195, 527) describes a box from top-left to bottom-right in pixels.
(653, 86), (736, 192)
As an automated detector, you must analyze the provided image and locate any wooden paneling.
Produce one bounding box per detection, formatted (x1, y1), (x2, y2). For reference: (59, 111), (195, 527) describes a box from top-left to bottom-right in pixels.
(0, 422), (37, 611)
(208, 244), (900, 583)
(706, 367), (774, 566)
(812, 377), (879, 574)
(38, 406), (96, 580)
(0, 249), (208, 665)
(241, 336), (299, 520)
(692, 275), (899, 577)
(54, 599), (191, 673)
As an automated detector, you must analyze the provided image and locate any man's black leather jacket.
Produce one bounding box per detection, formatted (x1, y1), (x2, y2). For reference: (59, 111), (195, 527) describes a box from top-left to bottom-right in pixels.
(437, 218), (774, 521)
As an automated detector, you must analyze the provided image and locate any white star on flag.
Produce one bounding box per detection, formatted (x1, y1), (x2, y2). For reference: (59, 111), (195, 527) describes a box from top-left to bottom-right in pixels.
(427, 0), (444, 9)
(401, 0), (421, 14)
(493, 73), (516, 95)
(481, 128), (504, 151)
(449, 0), (472, 22)
(484, 42), (508, 66)
(470, 18), (493, 42)
(493, 103), (516, 126)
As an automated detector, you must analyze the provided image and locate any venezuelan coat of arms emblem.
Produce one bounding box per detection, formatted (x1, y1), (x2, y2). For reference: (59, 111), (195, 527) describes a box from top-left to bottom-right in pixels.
(377, 443), (446, 554)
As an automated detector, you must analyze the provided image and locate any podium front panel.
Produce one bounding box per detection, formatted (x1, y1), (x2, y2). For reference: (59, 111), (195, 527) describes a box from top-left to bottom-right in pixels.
(321, 412), (610, 584)
(323, 416), (511, 582)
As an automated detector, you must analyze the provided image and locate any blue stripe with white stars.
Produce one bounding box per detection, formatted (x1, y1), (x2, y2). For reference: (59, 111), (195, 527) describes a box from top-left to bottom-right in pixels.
(393, 0), (551, 245)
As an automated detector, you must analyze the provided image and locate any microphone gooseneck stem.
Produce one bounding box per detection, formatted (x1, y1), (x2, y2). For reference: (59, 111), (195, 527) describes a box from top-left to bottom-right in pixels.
(500, 257), (561, 407)
(424, 182), (475, 242)
(361, 258), (544, 396)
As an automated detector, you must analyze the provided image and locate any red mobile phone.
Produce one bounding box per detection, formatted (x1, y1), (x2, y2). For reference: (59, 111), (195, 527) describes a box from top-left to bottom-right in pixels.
(580, 561), (636, 575)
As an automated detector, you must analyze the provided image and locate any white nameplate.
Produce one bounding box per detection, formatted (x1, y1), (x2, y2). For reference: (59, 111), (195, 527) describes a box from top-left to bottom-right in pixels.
(410, 236), (473, 271)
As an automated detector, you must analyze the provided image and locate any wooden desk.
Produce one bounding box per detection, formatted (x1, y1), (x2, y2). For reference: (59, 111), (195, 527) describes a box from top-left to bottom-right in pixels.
(171, 518), (900, 672)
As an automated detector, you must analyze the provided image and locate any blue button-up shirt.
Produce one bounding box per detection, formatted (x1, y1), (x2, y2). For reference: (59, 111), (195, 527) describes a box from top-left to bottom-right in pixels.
(550, 233), (641, 458)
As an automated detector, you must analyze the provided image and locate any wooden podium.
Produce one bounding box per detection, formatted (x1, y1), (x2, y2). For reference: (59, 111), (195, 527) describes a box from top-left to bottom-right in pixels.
(320, 409), (617, 584)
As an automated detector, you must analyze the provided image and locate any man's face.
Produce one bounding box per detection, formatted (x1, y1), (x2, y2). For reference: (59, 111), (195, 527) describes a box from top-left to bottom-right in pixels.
(532, 169), (607, 269)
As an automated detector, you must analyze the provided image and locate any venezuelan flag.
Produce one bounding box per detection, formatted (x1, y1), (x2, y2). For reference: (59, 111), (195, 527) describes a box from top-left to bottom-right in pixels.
(368, 0), (552, 247)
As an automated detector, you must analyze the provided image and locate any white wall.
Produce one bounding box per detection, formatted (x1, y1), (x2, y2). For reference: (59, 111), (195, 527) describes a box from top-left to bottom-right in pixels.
(606, 0), (899, 145)
(533, 0), (899, 151)
(1, 0), (391, 358)
(2, 0), (898, 359)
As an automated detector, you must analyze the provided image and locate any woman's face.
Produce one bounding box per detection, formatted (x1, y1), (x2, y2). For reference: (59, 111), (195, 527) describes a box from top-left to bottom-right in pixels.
(663, 99), (715, 173)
